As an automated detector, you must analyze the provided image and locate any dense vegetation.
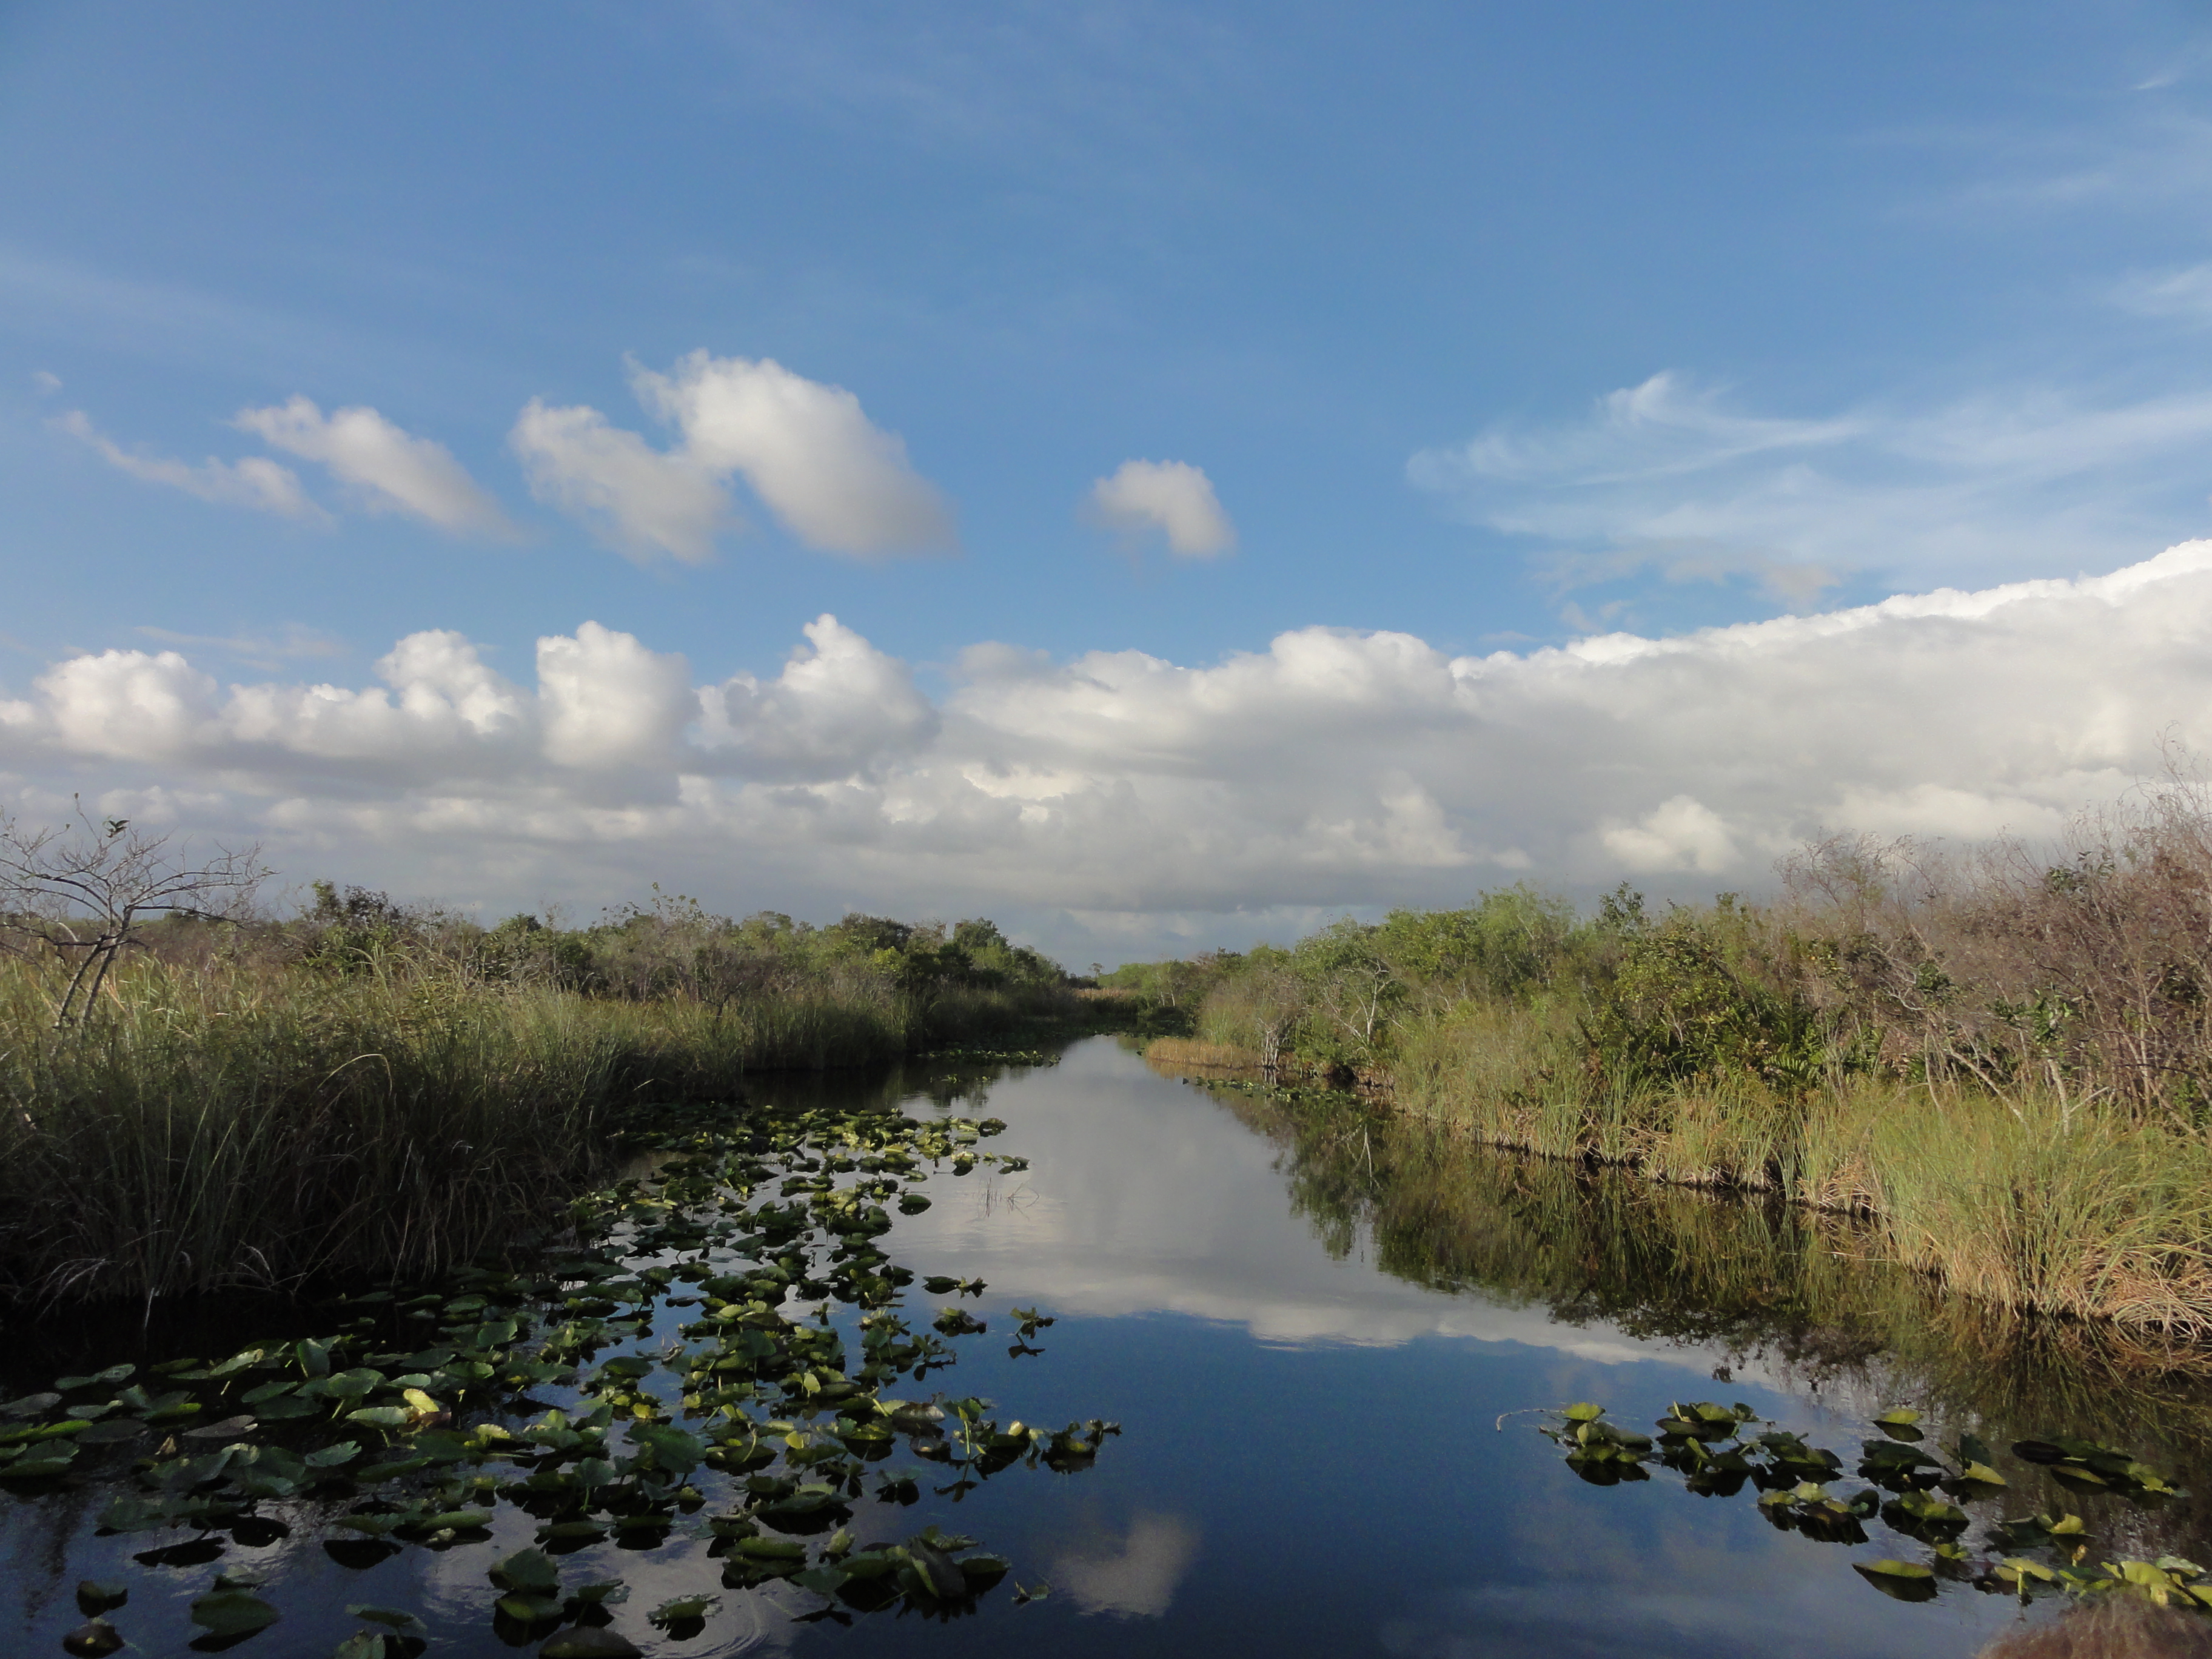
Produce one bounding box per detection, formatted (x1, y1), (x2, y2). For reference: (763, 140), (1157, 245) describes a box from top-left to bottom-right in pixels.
(1130, 779), (2212, 1335)
(0, 883), (1081, 1305)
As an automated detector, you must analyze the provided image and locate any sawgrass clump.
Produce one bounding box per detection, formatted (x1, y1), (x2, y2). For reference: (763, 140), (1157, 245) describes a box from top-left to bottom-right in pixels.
(0, 894), (1079, 1305)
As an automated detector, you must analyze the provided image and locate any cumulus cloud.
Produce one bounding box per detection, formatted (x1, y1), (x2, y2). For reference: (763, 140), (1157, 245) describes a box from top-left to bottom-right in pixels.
(537, 623), (694, 771)
(1601, 795), (1738, 874)
(10, 548), (2212, 961)
(1088, 459), (1236, 557)
(56, 410), (323, 520)
(509, 398), (732, 564)
(235, 396), (515, 537)
(697, 615), (937, 779)
(1410, 370), (2212, 599)
(631, 352), (955, 555)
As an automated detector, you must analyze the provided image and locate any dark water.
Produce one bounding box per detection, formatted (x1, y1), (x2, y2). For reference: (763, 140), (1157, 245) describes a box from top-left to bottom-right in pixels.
(6, 1034), (2210, 1657)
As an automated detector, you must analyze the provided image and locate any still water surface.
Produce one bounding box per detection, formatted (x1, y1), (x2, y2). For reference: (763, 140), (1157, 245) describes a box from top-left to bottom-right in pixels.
(8, 1035), (2207, 1656)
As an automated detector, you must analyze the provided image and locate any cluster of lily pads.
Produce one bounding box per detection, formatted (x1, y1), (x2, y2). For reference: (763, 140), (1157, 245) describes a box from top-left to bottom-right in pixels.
(2, 1091), (1116, 1656)
(918, 1048), (1061, 1070)
(1171, 1076), (1363, 1107)
(1533, 1398), (2201, 1609)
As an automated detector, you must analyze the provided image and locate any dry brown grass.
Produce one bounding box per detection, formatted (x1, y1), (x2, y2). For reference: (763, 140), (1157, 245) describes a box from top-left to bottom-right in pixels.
(1145, 1036), (1266, 1071)
(1977, 1600), (2212, 1658)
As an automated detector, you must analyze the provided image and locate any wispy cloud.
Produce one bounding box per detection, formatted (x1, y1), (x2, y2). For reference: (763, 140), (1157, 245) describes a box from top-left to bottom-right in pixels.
(235, 397), (516, 538)
(1410, 371), (2212, 603)
(134, 624), (346, 672)
(55, 409), (326, 521)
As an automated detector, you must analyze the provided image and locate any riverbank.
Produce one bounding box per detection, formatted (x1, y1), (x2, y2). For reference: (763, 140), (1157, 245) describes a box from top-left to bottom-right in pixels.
(0, 897), (1093, 1305)
(1150, 1027), (2212, 1338)
(1128, 780), (2212, 1338)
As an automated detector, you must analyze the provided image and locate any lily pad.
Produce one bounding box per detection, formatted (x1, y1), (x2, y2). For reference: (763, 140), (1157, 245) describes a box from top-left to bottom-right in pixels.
(1852, 1560), (1938, 1603)
(75, 1581), (128, 1615)
(188, 1589), (280, 1636)
(60, 1620), (124, 1658)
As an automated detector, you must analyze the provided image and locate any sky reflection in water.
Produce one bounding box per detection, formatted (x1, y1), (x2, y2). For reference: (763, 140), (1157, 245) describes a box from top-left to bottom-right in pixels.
(2, 1036), (2136, 1658)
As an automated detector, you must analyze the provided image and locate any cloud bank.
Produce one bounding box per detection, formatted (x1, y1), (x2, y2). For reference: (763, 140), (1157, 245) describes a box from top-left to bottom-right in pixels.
(1089, 459), (1236, 557)
(5, 545), (2211, 960)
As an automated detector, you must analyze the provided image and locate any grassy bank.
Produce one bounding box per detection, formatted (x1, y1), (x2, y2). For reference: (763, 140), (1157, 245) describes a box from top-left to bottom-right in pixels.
(1130, 779), (2212, 1337)
(0, 891), (1083, 1305)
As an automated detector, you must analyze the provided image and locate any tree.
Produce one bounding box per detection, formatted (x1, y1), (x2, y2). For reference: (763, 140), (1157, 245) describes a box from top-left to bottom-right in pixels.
(0, 800), (267, 1026)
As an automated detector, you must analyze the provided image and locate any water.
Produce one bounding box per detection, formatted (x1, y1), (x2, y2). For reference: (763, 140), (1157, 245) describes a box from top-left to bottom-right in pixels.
(5, 1034), (2208, 1657)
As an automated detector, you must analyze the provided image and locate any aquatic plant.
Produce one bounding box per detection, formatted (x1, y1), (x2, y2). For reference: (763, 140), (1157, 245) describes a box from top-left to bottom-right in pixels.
(1524, 1397), (2205, 1617)
(0, 922), (1096, 1304)
(1, 1094), (1112, 1654)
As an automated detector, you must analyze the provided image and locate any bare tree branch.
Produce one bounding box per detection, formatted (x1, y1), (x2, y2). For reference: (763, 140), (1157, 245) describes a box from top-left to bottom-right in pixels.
(0, 798), (268, 1027)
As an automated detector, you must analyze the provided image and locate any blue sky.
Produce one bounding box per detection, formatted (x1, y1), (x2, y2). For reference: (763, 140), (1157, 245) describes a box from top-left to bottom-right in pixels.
(8, 2), (2212, 960)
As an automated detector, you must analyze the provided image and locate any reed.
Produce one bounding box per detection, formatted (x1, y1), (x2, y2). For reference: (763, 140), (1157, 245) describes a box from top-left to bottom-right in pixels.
(0, 954), (1057, 1304)
(1154, 1003), (2212, 1333)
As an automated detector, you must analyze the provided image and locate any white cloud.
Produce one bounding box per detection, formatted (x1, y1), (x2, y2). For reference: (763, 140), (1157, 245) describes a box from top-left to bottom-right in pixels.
(1088, 459), (1236, 557)
(56, 410), (324, 520)
(235, 396), (514, 537)
(32, 370), (61, 394)
(697, 614), (937, 780)
(9, 547), (2212, 962)
(1410, 371), (2212, 599)
(537, 623), (694, 771)
(1601, 794), (1738, 874)
(509, 399), (732, 565)
(631, 351), (955, 555)
(1051, 1517), (1200, 1618)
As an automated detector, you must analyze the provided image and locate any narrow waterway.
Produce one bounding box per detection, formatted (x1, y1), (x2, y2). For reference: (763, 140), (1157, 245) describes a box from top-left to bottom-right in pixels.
(5, 1034), (2207, 1657)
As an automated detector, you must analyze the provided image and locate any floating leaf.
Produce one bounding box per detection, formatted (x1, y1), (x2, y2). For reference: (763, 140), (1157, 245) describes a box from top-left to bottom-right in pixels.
(75, 1581), (128, 1616)
(60, 1620), (124, 1658)
(189, 1589), (281, 1636)
(489, 1547), (563, 1595)
(345, 1605), (426, 1634)
(540, 1629), (643, 1659)
(345, 1406), (413, 1429)
(182, 1415), (258, 1441)
(1852, 1560), (1937, 1603)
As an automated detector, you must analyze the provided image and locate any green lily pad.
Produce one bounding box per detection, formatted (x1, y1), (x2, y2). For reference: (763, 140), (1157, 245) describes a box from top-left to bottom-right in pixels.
(60, 1620), (124, 1658)
(189, 1589), (281, 1635)
(75, 1581), (128, 1615)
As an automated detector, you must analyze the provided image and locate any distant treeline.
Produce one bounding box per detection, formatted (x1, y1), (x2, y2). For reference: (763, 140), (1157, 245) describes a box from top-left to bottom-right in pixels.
(278, 880), (1075, 1002)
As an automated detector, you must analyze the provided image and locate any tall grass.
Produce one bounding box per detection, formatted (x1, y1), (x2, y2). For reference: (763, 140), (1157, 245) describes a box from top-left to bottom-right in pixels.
(0, 954), (1061, 1305)
(1199, 1077), (2212, 1521)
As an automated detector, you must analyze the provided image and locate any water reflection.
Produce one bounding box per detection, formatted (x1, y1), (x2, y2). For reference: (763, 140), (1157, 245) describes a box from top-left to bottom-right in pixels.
(1050, 1512), (1200, 1617)
(9, 1036), (2211, 1658)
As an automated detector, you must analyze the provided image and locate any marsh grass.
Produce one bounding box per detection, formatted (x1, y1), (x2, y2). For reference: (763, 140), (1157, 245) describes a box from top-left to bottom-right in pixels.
(1215, 1088), (2212, 1518)
(0, 954), (1061, 1304)
(1160, 1013), (2212, 1335)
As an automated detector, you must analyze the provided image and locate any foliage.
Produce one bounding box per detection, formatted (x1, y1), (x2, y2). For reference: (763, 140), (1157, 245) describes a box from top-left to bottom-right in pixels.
(0, 1092), (1114, 1649)
(0, 878), (1083, 1303)
(0, 802), (264, 1026)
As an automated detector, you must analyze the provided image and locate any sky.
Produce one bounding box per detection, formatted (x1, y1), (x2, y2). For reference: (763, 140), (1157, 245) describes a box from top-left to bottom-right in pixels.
(8, 1), (2212, 964)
